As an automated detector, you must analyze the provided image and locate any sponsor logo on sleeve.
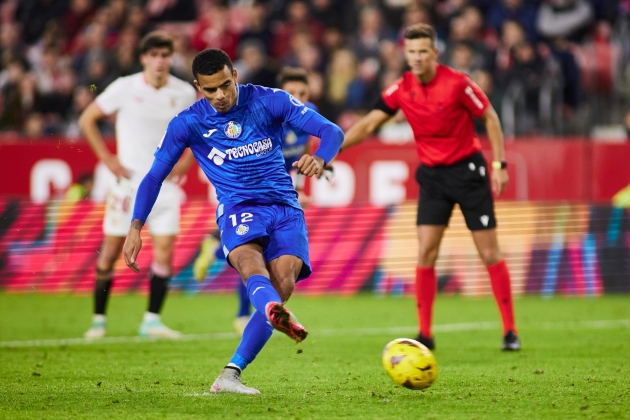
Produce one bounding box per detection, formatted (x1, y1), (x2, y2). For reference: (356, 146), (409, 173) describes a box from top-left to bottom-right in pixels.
(289, 95), (304, 107)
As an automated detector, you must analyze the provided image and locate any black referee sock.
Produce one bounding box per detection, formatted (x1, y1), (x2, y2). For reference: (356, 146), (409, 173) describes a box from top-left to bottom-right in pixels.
(148, 272), (170, 314)
(94, 269), (113, 315)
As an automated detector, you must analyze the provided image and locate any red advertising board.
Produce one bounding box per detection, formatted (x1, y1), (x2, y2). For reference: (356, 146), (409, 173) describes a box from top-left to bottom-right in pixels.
(0, 137), (629, 203)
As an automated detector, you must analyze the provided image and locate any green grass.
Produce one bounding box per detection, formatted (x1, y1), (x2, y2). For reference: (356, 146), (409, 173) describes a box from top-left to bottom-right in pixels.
(0, 293), (629, 419)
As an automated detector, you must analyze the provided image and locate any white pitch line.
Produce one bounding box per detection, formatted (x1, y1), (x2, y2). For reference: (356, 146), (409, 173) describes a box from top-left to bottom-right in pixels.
(0, 319), (628, 349)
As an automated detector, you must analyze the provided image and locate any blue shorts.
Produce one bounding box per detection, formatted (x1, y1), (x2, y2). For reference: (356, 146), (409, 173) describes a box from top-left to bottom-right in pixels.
(218, 202), (312, 281)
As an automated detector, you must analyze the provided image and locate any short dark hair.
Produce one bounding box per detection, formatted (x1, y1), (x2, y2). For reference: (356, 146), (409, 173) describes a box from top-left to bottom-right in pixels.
(139, 30), (174, 55)
(192, 49), (234, 79)
(403, 23), (437, 46)
(277, 67), (308, 87)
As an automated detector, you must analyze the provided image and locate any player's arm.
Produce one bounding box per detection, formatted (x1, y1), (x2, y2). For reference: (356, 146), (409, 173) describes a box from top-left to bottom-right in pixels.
(123, 158), (174, 273)
(269, 91), (343, 177)
(123, 117), (189, 272)
(166, 148), (195, 181)
(78, 102), (131, 179)
(293, 113), (344, 177)
(478, 106), (508, 196)
(458, 76), (508, 196)
(340, 109), (392, 152)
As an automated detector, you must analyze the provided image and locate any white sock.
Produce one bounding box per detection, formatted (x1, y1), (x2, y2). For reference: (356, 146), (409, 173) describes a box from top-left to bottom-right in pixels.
(227, 363), (242, 374)
(93, 314), (106, 324)
(143, 312), (160, 323)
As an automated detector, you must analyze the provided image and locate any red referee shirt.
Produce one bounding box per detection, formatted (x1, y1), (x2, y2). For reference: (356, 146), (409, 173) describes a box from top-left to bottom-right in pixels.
(381, 64), (490, 167)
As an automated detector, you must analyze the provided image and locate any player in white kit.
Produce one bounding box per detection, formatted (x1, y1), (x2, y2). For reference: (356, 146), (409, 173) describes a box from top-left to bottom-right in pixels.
(79, 31), (197, 339)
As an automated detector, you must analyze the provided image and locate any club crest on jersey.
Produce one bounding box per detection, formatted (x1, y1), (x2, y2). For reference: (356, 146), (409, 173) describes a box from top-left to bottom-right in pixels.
(224, 121), (242, 138)
(236, 224), (249, 235)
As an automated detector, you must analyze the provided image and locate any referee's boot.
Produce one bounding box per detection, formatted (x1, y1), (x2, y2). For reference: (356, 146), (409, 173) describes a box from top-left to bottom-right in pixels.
(502, 330), (521, 351)
(415, 333), (435, 350)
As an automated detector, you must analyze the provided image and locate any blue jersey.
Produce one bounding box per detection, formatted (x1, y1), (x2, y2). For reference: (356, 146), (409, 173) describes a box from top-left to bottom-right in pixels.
(281, 102), (318, 172)
(154, 84), (330, 219)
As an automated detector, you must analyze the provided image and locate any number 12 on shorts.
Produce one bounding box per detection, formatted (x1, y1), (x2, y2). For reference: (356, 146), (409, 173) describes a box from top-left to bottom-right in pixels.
(229, 212), (254, 227)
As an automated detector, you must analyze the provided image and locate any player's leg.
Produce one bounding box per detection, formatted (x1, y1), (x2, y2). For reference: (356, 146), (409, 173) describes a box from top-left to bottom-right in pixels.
(414, 165), (453, 349)
(415, 225), (447, 349)
(139, 184), (183, 338)
(85, 235), (125, 338)
(193, 229), (222, 281)
(137, 234), (182, 338)
(85, 180), (133, 339)
(470, 229), (520, 350)
(457, 152), (519, 350)
(209, 242), (272, 395)
(209, 204), (309, 394)
(234, 279), (252, 336)
(265, 254), (308, 342)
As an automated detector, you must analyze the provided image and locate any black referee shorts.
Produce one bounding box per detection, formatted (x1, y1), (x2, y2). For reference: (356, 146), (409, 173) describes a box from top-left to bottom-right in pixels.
(415, 152), (496, 231)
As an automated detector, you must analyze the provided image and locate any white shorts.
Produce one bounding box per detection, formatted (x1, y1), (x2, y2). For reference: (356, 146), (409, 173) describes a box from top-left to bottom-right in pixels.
(103, 178), (182, 237)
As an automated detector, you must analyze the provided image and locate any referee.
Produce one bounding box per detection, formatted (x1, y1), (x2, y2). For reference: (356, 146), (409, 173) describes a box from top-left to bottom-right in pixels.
(341, 23), (520, 351)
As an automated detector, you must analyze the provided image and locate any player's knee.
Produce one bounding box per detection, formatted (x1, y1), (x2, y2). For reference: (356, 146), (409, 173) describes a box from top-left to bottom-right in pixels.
(275, 278), (295, 302)
(417, 245), (439, 266)
(151, 261), (171, 277)
(479, 249), (501, 266)
(96, 267), (113, 282)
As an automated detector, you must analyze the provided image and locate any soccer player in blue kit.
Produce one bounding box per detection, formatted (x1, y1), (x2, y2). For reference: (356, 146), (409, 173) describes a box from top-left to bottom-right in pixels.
(192, 66), (326, 335)
(122, 49), (343, 394)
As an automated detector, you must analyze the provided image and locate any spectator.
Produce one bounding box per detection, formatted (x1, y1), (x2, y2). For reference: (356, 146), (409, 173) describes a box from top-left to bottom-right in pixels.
(63, 0), (96, 47)
(271, 0), (325, 60)
(1, 23), (25, 67)
(503, 40), (546, 134)
(234, 39), (278, 87)
(171, 32), (195, 83)
(23, 112), (45, 137)
(145, 0), (196, 23)
(79, 50), (113, 92)
(126, 5), (148, 34)
(350, 6), (396, 62)
(443, 15), (490, 71)
(239, 0), (274, 55)
(64, 85), (98, 138)
(0, 60), (32, 132)
(15, 0), (67, 45)
(448, 42), (477, 75)
(34, 45), (76, 119)
(486, 0), (539, 42)
(549, 37), (582, 110)
(536, 0), (594, 43)
(311, 0), (344, 30)
(321, 26), (346, 65)
(327, 48), (367, 114)
(109, 26), (141, 79)
(472, 69), (502, 134)
(494, 20), (526, 74)
(190, 4), (239, 59)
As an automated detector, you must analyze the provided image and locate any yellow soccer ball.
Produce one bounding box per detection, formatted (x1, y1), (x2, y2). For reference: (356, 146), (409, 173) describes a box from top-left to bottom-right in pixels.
(382, 338), (438, 390)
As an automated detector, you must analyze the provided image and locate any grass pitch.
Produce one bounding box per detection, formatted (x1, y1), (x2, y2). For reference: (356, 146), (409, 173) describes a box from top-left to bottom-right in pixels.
(0, 293), (629, 419)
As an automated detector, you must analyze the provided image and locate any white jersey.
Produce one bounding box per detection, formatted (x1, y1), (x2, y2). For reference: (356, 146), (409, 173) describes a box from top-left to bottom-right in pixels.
(95, 72), (197, 181)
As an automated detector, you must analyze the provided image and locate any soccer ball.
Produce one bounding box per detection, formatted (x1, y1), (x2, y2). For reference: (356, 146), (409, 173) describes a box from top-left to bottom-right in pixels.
(382, 338), (438, 390)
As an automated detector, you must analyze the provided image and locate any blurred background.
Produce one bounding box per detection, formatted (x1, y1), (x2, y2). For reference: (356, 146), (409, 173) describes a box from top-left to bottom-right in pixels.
(0, 0), (628, 297)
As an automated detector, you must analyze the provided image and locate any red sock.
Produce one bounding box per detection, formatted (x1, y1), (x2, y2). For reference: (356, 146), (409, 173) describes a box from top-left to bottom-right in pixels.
(415, 266), (437, 337)
(487, 260), (517, 335)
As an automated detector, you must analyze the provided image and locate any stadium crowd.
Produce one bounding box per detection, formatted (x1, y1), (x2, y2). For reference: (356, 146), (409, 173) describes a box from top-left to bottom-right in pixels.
(0, 0), (629, 138)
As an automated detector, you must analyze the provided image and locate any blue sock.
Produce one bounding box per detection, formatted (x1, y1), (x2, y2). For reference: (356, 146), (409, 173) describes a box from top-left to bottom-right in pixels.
(228, 310), (273, 371)
(246, 275), (281, 314)
(237, 281), (251, 317)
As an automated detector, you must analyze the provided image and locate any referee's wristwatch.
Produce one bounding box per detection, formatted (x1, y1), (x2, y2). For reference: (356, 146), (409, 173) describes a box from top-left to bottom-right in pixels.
(491, 160), (507, 170)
